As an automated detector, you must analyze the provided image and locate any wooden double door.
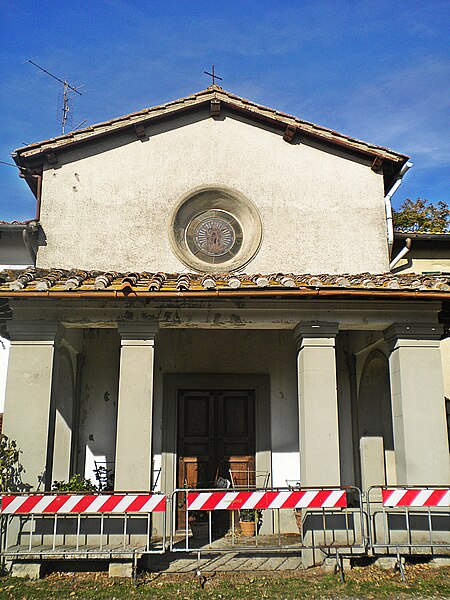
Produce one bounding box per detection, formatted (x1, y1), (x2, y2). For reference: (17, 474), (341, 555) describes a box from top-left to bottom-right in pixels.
(177, 389), (255, 527)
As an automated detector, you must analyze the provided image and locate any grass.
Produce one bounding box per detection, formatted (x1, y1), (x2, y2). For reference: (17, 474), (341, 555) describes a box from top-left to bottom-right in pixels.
(0, 564), (449, 599)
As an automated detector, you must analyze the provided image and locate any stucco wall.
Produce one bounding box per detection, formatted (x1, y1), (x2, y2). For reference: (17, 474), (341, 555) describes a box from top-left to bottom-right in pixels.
(37, 109), (388, 274)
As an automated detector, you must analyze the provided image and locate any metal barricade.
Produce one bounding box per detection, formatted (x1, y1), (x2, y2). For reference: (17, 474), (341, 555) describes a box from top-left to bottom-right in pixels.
(367, 485), (450, 560)
(170, 486), (365, 560)
(0, 491), (168, 562)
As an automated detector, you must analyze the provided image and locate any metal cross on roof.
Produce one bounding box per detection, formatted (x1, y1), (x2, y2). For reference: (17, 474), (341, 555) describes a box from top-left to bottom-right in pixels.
(204, 64), (223, 86)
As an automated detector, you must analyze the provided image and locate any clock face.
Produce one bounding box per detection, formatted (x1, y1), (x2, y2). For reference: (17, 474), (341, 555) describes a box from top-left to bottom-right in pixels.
(186, 210), (243, 264)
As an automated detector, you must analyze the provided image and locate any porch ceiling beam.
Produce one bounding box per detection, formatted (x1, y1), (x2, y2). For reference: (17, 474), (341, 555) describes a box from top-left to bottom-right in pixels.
(283, 124), (297, 143)
(133, 122), (146, 139)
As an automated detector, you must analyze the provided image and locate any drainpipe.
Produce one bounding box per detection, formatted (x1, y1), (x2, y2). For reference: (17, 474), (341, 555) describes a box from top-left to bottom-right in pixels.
(385, 161), (413, 257)
(390, 237), (412, 270)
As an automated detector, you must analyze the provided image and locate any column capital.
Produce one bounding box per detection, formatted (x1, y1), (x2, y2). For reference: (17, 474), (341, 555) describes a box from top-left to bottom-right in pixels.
(294, 322), (339, 350)
(384, 323), (443, 351)
(117, 321), (158, 345)
(6, 321), (60, 344)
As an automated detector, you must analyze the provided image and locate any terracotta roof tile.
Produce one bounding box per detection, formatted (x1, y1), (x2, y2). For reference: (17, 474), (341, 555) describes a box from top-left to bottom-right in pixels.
(0, 269), (449, 296)
(0, 220), (37, 226)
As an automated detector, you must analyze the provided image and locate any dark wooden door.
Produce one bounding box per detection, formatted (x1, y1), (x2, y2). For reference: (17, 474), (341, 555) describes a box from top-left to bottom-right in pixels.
(177, 389), (255, 528)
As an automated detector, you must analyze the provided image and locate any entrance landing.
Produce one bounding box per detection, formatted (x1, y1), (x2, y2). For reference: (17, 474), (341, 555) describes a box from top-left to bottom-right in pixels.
(147, 551), (303, 573)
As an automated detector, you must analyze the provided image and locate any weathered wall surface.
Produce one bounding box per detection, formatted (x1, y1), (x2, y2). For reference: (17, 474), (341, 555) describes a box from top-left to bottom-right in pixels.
(37, 109), (388, 274)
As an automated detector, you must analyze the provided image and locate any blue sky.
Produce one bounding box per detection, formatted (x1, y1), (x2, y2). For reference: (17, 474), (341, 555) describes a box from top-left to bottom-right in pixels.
(0, 0), (448, 221)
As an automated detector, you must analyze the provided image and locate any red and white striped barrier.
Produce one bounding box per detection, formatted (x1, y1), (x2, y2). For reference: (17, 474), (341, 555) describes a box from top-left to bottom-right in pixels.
(1, 494), (166, 515)
(186, 489), (346, 511)
(382, 488), (450, 508)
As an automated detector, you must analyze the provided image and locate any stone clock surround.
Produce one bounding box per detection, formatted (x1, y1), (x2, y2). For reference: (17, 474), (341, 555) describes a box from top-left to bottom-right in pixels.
(169, 185), (263, 273)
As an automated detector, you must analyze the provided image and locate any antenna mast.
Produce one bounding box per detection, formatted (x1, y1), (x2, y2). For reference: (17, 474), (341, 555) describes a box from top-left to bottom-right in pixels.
(28, 59), (83, 134)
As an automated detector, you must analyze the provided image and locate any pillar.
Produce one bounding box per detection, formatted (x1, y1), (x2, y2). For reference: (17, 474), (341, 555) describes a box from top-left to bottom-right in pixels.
(3, 322), (59, 490)
(294, 322), (340, 486)
(384, 323), (449, 485)
(114, 322), (158, 491)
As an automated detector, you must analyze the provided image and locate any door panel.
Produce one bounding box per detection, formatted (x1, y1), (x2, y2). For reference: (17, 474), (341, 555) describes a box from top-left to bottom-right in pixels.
(177, 389), (255, 530)
(218, 392), (255, 486)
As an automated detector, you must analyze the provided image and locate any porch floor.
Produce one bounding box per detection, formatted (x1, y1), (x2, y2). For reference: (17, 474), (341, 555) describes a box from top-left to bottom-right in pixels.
(147, 551), (304, 572)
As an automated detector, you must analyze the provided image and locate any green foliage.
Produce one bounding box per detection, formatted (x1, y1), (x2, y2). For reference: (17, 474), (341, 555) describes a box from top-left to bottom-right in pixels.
(0, 434), (25, 492)
(239, 508), (263, 526)
(52, 474), (97, 493)
(393, 198), (450, 233)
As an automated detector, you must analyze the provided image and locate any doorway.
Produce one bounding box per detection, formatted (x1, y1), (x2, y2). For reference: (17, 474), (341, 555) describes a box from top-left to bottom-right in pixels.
(177, 389), (255, 529)
(177, 389), (256, 489)
(161, 373), (271, 531)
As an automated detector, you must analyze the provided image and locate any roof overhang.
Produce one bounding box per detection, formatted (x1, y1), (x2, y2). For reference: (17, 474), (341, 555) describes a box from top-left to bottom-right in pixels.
(13, 86), (409, 197)
(1, 270), (448, 301)
(394, 231), (450, 243)
(0, 220), (39, 232)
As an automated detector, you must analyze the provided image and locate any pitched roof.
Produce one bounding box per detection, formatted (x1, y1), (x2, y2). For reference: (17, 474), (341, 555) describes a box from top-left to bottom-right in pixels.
(13, 85), (408, 168)
(1, 268), (448, 299)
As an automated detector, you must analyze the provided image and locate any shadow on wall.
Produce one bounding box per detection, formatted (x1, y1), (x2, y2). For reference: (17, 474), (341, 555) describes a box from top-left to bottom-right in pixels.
(358, 350), (393, 451)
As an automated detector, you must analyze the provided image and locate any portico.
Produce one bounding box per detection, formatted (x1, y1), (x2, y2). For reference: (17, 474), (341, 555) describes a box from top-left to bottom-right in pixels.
(2, 287), (448, 518)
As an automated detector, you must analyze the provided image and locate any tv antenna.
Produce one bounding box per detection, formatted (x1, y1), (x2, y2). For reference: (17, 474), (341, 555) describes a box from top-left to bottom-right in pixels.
(28, 59), (84, 134)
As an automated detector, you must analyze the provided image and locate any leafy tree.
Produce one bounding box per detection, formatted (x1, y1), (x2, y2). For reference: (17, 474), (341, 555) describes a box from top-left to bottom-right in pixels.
(393, 198), (450, 233)
(0, 435), (25, 492)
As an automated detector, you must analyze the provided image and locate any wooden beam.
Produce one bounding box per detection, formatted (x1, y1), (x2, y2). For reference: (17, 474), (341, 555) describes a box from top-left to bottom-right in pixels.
(44, 150), (57, 165)
(371, 155), (384, 173)
(283, 124), (297, 143)
(210, 98), (221, 117)
(133, 122), (146, 139)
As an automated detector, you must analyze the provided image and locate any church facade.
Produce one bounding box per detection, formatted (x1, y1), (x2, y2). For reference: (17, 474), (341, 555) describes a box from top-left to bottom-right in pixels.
(1, 86), (449, 534)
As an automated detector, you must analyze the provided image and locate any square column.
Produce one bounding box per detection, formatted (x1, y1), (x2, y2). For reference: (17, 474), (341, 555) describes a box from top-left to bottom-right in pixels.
(294, 322), (340, 486)
(114, 322), (158, 491)
(3, 322), (59, 490)
(384, 324), (449, 485)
